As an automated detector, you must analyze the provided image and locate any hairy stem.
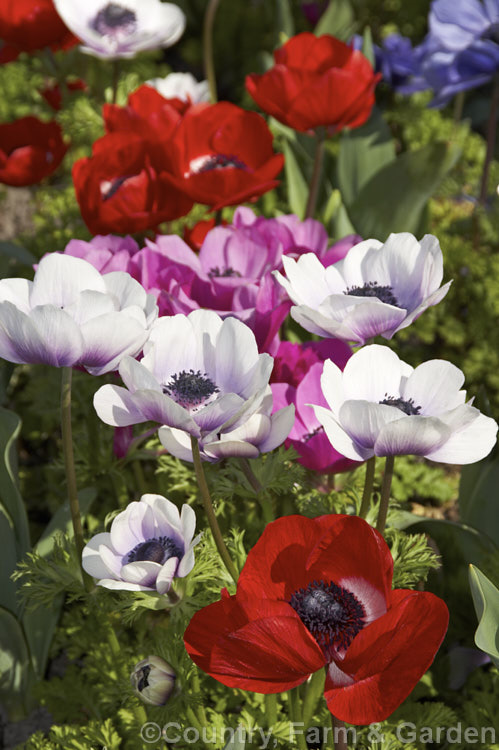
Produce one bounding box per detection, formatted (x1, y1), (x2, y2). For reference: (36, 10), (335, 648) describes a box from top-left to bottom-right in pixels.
(60, 367), (92, 590)
(203, 0), (221, 103)
(265, 693), (278, 728)
(305, 127), (326, 219)
(190, 436), (238, 583)
(376, 455), (395, 535)
(358, 456), (376, 519)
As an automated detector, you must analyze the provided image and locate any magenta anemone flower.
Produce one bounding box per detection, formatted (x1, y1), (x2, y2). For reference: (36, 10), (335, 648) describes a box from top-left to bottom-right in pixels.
(82, 494), (198, 593)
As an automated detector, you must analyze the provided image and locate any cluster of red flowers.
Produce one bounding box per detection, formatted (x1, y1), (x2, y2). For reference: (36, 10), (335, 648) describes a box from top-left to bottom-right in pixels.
(73, 87), (284, 234)
(0, 0), (76, 61)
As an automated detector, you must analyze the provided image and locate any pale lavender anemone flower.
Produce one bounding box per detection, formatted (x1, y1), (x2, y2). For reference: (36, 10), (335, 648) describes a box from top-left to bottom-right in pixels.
(82, 494), (198, 593)
(64, 234), (140, 273)
(274, 232), (452, 345)
(146, 72), (210, 103)
(93, 309), (295, 459)
(53, 0), (185, 60)
(0, 253), (157, 375)
(311, 345), (498, 464)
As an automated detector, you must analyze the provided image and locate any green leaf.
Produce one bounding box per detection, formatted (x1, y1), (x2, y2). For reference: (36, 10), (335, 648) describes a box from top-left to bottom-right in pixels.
(361, 25), (375, 66)
(315, 0), (356, 40)
(0, 406), (29, 555)
(0, 605), (30, 705)
(337, 108), (396, 208)
(275, 0), (294, 39)
(0, 240), (36, 266)
(459, 456), (499, 547)
(35, 487), (97, 557)
(223, 734), (246, 750)
(344, 141), (462, 240)
(469, 565), (499, 668)
(0, 508), (22, 616)
(282, 140), (309, 219)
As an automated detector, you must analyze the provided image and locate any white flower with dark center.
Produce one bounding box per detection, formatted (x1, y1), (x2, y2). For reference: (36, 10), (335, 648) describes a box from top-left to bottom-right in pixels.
(82, 494), (198, 593)
(274, 232), (452, 344)
(53, 0), (186, 59)
(146, 72), (210, 103)
(311, 345), (498, 464)
(93, 310), (294, 457)
(0, 253), (157, 375)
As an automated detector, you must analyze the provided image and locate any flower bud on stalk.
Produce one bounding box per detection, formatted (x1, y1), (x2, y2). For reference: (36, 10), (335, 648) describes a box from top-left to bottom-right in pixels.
(131, 656), (176, 706)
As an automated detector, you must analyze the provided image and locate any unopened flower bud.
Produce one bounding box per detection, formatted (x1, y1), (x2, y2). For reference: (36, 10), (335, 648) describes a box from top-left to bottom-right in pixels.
(131, 656), (176, 706)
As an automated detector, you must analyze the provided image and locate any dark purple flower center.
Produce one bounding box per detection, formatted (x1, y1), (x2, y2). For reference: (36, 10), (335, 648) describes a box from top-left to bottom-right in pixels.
(125, 536), (183, 565)
(208, 266), (242, 278)
(379, 395), (421, 415)
(304, 426), (323, 442)
(136, 664), (151, 692)
(482, 22), (499, 44)
(289, 580), (365, 657)
(91, 3), (137, 37)
(190, 153), (247, 174)
(344, 282), (399, 307)
(100, 176), (129, 201)
(162, 369), (219, 409)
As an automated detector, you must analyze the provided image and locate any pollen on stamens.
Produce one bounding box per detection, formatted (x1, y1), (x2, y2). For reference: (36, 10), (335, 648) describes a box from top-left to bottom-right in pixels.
(162, 369), (219, 409)
(344, 281), (399, 307)
(289, 579), (365, 657)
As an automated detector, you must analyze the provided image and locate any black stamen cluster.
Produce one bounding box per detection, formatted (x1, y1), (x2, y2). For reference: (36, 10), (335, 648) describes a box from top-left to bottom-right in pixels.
(101, 176), (128, 201)
(126, 536), (183, 565)
(208, 266), (242, 278)
(92, 3), (137, 34)
(289, 580), (365, 657)
(379, 395), (421, 416)
(163, 369), (219, 408)
(344, 281), (399, 307)
(196, 153), (247, 172)
(136, 664), (151, 692)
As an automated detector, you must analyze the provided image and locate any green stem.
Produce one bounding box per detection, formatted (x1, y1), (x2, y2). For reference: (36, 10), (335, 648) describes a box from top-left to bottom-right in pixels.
(478, 75), (499, 205)
(132, 459), (147, 496)
(186, 706), (206, 734)
(265, 694), (278, 728)
(303, 669), (325, 728)
(358, 456), (376, 519)
(61, 368), (92, 590)
(287, 688), (307, 750)
(305, 127), (326, 219)
(203, 0), (221, 103)
(190, 436), (238, 583)
(192, 669), (208, 726)
(376, 455), (395, 535)
(331, 714), (348, 750)
(453, 90), (465, 124)
(111, 59), (119, 104)
(239, 457), (275, 523)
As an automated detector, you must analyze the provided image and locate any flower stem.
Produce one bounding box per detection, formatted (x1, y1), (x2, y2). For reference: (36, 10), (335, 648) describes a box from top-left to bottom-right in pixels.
(60, 367), (92, 590)
(265, 694), (278, 728)
(305, 127), (326, 219)
(287, 688), (307, 750)
(303, 668), (325, 728)
(376, 455), (395, 535)
(239, 457), (275, 523)
(111, 59), (120, 104)
(331, 714), (348, 750)
(478, 75), (499, 205)
(203, 0), (221, 103)
(192, 669), (208, 726)
(358, 456), (376, 519)
(190, 436), (238, 583)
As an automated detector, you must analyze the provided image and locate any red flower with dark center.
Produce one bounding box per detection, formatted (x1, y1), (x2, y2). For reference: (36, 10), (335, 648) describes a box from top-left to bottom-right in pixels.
(103, 84), (192, 140)
(158, 102), (284, 210)
(0, 116), (68, 186)
(0, 0), (78, 54)
(72, 132), (193, 234)
(184, 514), (449, 724)
(246, 32), (381, 134)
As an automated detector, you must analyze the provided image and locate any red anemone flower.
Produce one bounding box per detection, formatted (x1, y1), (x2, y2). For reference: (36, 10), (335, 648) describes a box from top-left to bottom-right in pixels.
(41, 78), (87, 111)
(0, 0), (78, 54)
(246, 33), (380, 134)
(103, 84), (192, 141)
(184, 514), (449, 725)
(72, 132), (193, 235)
(0, 117), (68, 186)
(158, 102), (284, 210)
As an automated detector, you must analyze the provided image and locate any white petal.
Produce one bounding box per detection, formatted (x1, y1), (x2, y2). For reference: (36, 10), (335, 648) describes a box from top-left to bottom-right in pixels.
(110, 502), (145, 554)
(97, 579), (153, 592)
(156, 557), (178, 594)
(215, 316), (260, 395)
(121, 560), (161, 587)
(402, 359), (465, 415)
(0, 278), (31, 313)
(180, 504), (196, 545)
(93, 384), (149, 426)
(103, 271), (148, 310)
(119, 356), (162, 393)
(312, 405), (371, 461)
(374, 415), (451, 457)
(176, 548), (195, 577)
(203, 439), (260, 459)
(425, 411), (498, 464)
(143, 314), (200, 382)
(342, 345), (405, 402)
(280, 254), (331, 305)
(290, 304), (345, 338)
(29, 253), (105, 308)
(82, 533), (120, 580)
(337, 238), (383, 287)
(258, 405), (295, 452)
(320, 358), (346, 415)
(158, 426), (194, 462)
(339, 400), (403, 449)
(194, 393), (246, 433)
(132, 390), (199, 434)
(394, 280), (452, 332)
(80, 311), (148, 375)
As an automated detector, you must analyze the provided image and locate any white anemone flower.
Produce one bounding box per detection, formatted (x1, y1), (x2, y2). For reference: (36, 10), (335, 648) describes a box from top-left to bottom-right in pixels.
(0, 253), (157, 375)
(93, 309), (294, 456)
(311, 345), (498, 464)
(53, 0), (186, 59)
(274, 232), (452, 344)
(82, 494), (199, 593)
(146, 72), (210, 103)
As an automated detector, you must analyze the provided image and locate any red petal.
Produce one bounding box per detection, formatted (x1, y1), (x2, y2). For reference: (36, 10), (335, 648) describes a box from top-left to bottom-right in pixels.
(184, 594), (325, 692)
(324, 590), (449, 724)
